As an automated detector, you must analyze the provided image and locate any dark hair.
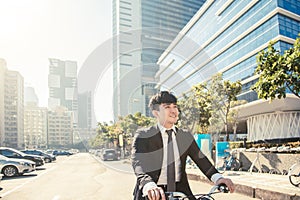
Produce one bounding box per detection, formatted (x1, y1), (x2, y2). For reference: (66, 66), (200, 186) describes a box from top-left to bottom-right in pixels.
(149, 91), (177, 111)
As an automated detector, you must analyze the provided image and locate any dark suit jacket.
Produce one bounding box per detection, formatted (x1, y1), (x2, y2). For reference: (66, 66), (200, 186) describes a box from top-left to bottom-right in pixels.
(131, 125), (218, 200)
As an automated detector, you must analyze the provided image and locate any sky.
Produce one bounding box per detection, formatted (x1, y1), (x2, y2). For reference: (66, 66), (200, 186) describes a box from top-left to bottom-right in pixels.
(0, 0), (113, 123)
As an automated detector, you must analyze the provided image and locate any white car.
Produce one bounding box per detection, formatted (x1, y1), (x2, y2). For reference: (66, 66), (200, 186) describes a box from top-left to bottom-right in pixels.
(0, 155), (36, 177)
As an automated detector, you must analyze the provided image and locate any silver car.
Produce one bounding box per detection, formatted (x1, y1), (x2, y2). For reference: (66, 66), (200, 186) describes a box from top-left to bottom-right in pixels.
(0, 155), (36, 177)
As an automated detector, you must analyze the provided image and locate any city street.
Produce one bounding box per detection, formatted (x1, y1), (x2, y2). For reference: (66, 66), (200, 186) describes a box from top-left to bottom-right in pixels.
(0, 153), (255, 200)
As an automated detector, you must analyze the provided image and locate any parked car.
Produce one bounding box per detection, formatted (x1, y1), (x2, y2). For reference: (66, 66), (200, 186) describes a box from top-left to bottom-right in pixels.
(101, 149), (120, 161)
(52, 150), (73, 156)
(0, 154), (35, 177)
(21, 149), (56, 163)
(0, 147), (44, 167)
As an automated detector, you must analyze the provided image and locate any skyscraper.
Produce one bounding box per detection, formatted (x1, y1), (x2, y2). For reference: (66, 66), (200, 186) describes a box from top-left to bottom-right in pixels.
(25, 86), (39, 106)
(0, 59), (6, 145)
(112, 0), (206, 119)
(78, 91), (92, 129)
(0, 59), (24, 148)
(48, 58), (78, 126)
(24, 86), (48, 149)
(48, 106), (73, 147)
(24, 103), (48, 149)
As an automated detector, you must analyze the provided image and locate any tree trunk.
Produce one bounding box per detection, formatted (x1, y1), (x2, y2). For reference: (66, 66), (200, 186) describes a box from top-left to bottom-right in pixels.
(225, 123), (229, 141)
(233, 124), (237, 141)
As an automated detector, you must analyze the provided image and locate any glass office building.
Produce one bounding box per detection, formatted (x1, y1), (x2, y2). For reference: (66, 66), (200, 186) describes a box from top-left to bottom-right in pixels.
(157, 0), (300, 141)
(112, 0), (206, 119)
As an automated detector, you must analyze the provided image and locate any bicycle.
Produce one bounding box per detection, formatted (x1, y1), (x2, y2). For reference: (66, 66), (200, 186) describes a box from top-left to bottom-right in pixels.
(165, 183), (229, 200)
(288, 160), (300, 187)
(216, 149), (241, 173)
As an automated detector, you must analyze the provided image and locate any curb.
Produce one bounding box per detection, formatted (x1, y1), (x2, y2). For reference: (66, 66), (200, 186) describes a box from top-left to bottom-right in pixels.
(187, 173), (300, 200)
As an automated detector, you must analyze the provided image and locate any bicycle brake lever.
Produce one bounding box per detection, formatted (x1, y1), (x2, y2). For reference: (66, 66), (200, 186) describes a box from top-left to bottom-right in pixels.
(165, 191), (187, 200)
(208, 183), (229, 195)
(208, 185), (219, 195)
(218, 183), (229, 193)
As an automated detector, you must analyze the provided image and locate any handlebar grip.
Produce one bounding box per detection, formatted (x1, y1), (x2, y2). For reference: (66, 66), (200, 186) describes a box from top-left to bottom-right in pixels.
(218, 183), (229, 193)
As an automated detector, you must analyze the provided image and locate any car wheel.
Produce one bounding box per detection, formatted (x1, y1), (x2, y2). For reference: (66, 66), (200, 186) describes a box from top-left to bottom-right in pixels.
(44, 158), (51, 163)
(2, 166), (18, 177)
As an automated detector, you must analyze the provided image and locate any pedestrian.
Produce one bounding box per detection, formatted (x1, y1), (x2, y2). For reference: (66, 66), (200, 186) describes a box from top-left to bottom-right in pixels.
(131, 91), (235, 200)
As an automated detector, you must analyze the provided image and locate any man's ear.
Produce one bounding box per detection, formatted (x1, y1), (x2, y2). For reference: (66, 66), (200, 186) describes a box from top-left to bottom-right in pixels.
(152, 110), (158, 118)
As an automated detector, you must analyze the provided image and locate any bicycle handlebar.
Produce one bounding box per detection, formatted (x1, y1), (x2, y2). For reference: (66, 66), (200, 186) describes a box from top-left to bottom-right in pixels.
(165, 183), (229, 200)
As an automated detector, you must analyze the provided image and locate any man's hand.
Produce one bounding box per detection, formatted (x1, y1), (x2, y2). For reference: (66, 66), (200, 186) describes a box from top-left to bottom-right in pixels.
(216, 178), (235, 193)
(146, 186), (166, 200)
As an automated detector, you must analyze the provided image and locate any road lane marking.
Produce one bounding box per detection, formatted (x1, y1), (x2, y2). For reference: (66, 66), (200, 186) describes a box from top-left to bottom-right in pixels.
(92, 155), (134, 174)
(0, 166), (57, 198)
(52, 195), (61, 200)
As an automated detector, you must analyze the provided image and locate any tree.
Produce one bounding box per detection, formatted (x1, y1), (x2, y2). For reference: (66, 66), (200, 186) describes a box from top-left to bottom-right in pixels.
(177, 84), (212, 134)
(192, 83), (212, 134)
(119, 112), (155, 137)
(92, 121), (120, 148)
(252, 36), (300, 100)
(227, 100), (248, 141)
(207, 73), (242, 141)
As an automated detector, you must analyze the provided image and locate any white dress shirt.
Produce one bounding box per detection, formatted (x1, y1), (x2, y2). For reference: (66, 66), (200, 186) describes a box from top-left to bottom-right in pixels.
(156, 124), (181, 184)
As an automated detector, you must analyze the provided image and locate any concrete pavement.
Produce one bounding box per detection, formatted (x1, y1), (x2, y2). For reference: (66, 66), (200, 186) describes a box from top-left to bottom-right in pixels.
(187, 168), (300, 200)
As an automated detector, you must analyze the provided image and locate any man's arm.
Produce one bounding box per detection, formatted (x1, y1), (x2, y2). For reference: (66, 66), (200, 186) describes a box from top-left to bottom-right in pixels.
(184, 131), (235, 192)
(131, 130), (155, 188)
(181, 131), (220, 181)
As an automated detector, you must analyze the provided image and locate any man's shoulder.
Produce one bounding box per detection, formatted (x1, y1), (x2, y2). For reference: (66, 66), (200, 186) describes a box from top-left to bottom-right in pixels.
(176, 128), (194, 138)
(136, 125), (156, 133)
(176, 127), (191, 134)
(135, 125), (159, 138)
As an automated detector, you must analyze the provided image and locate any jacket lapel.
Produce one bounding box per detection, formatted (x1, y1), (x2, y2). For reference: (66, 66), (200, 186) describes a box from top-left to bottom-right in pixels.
(148, 125), (162, 149)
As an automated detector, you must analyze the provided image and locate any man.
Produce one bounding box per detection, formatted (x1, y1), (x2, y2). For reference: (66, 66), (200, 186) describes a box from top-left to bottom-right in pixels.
(132, 91), (235, 200)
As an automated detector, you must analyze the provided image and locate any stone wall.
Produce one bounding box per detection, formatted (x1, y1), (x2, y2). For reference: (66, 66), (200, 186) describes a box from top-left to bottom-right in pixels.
(238, 151), (300, 174)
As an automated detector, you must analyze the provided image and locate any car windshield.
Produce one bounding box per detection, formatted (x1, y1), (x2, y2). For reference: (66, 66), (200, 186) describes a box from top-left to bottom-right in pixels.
(105, 150), (115, 154)
(13, 149), (27, 156)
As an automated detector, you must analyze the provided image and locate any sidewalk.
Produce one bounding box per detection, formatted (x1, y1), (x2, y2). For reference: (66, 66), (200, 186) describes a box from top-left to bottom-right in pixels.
(187, 168), (300, 200)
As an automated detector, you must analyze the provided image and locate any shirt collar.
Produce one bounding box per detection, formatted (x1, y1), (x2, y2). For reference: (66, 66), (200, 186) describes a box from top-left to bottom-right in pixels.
(157, 123), (177, 135)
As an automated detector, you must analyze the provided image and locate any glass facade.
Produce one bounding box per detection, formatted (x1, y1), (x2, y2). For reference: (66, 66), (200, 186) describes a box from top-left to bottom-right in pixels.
(157, 0), (300, 103)
(113, 0), (206, 118)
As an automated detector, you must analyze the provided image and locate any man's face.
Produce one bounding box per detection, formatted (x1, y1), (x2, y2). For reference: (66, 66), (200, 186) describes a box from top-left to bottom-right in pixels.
(155, 103), (179, 128)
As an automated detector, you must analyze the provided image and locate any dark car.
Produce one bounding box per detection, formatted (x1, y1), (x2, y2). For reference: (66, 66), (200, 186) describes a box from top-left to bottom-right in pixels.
(52, 150), (73, 156)
(21, 149), (56, 163)
(101, 149), (120, 161)
(0, 147), (44, 167)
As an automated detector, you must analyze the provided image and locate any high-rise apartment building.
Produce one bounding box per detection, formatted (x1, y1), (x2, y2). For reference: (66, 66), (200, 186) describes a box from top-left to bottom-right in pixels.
(48, 58), (78, 126)
(0, 59), (24, 148)
(0, 59), (6, 144)
(112, 0), (206, 119)
(48, 106), (73, 147)
(24, 104), (48, 149)
(156, 0), (300, 141)
(24, 87), (48, 149)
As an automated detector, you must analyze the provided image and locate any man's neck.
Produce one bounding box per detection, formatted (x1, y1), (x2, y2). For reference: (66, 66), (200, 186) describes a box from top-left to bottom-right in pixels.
(158, 122), (175, 131)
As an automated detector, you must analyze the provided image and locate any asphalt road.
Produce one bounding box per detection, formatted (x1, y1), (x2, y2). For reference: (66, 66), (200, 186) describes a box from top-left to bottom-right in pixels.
(0, 153), (256, 200)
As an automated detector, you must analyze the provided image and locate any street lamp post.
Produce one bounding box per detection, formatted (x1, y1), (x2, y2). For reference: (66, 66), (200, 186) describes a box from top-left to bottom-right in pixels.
(119, 133), (124, 159)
